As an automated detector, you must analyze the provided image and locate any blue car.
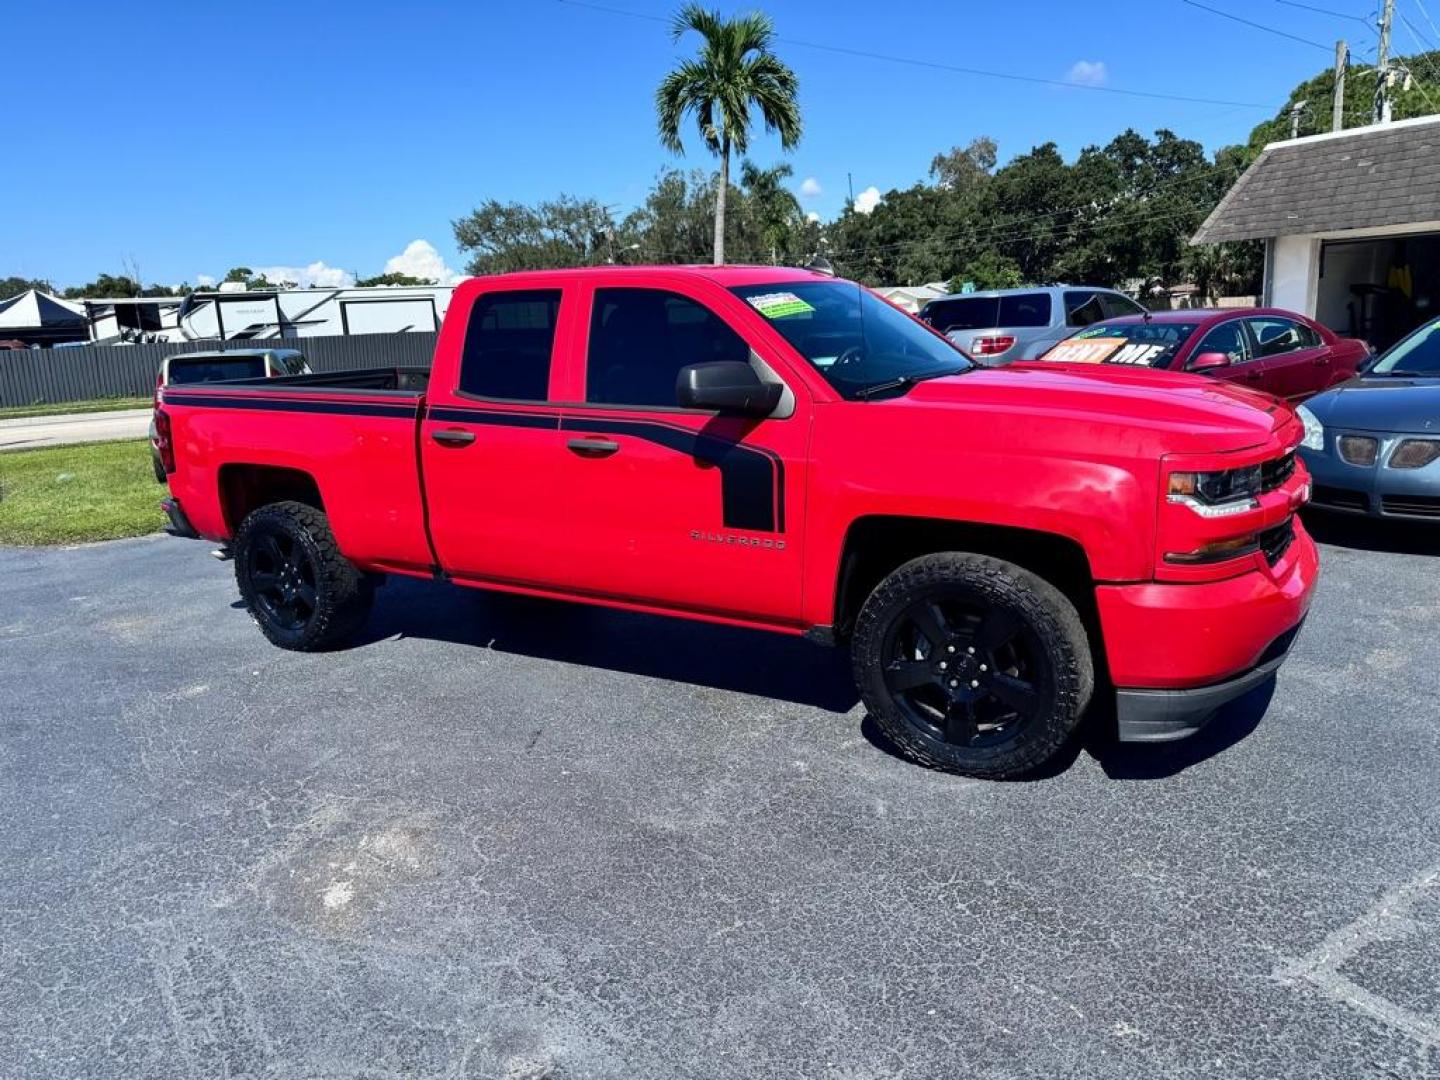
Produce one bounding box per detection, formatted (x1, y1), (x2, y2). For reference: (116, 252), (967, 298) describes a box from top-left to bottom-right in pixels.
(1299, 317), (1440, 521)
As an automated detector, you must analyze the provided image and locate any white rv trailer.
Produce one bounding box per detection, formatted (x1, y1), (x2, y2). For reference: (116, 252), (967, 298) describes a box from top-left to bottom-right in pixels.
(176, 285), (457, 341)
(83, 297), (185, 344)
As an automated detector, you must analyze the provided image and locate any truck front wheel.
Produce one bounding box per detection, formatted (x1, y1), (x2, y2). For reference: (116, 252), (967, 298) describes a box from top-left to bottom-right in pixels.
(233, 501), (373, 651)
(852, 552), (1093, 780)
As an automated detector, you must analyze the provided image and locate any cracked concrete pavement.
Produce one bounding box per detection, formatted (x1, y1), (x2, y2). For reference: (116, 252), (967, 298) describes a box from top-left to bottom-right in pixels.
(2, 517), (1438, 1078)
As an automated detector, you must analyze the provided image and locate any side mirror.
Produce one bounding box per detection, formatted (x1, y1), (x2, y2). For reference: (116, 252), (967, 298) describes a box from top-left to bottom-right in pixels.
(676, 361), (783, 417)
(1190, 351), (1231, 373)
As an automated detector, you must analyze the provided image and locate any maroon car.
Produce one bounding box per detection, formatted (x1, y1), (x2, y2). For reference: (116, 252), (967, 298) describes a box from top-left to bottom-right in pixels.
(1039, 308), (1370, 402)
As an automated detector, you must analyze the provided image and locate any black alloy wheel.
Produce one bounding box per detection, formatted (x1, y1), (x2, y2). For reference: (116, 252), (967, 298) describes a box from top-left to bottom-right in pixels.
(245, 526), (319, 634)
(881, 596), (1049, 751)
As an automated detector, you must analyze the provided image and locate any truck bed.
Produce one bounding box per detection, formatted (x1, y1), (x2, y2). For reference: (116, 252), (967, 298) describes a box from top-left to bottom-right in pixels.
(192, 366), (431, 394)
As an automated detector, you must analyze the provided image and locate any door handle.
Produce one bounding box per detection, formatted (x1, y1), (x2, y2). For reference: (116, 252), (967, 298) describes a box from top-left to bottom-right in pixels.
(567, 436), (620, 457)
(432, 428), (476, 447)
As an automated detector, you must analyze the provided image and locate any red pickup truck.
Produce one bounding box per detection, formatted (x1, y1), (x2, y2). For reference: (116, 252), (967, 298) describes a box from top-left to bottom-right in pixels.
(157, 266), (1317, 779)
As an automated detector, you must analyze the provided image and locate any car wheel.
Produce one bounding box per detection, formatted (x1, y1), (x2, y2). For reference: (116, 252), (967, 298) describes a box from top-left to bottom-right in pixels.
(151, 452), (166, 484)
(852, 552), (1093, 780)
(233, 500), (373, 651)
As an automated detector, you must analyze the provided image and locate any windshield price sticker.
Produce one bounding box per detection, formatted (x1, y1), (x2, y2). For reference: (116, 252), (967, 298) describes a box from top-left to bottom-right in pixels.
(747, 292), (815, 319)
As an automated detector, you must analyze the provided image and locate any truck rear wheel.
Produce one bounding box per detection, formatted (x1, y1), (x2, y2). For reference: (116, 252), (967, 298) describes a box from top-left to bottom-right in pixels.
(852, 552), (1093, 780)
(233, 501), (373, 651)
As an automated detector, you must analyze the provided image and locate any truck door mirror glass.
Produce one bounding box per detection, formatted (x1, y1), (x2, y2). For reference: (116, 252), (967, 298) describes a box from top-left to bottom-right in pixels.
(676, 361), (783, 417)
(1189, 351), (1231, 373)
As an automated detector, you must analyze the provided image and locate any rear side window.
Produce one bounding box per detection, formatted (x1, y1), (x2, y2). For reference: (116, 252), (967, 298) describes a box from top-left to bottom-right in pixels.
(1247, 316), (1307, 359)
(459, 289), (560, 401)
(1064, 291), (1108, 328)
(586, 288), (749, 408)
(922, 294), (1050, 331)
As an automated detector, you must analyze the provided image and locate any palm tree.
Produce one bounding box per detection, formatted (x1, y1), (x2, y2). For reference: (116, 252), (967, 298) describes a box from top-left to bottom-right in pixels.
(656, 5), (801, 264)
(740, 160), (803, 263)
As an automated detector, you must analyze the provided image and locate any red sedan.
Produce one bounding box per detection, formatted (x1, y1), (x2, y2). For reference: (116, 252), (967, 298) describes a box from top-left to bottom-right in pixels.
(1039, 307), (1370, 402)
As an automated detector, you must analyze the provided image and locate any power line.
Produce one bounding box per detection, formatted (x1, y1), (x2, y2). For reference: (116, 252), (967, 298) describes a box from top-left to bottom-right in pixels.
(1181, 0), (1335, 50)
(556, 0), (1275, 109)
(1274, 0), (1373, 23)
(1415, 0), (1440, 41)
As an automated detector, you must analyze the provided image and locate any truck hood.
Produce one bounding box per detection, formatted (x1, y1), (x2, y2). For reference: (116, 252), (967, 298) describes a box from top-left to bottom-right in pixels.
(892, 363), (1288, 455)
(1304, 375), (1440, 434)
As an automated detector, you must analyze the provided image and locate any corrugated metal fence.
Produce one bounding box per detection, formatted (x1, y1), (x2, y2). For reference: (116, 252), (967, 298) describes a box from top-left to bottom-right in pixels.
(0, 333), (439, 406)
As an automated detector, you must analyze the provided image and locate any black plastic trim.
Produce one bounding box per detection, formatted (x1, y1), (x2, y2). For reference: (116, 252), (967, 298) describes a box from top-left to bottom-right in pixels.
(161, 497), (201, 540)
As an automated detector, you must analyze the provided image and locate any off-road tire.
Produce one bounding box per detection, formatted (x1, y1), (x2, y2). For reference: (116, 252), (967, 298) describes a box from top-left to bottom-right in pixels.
(852, 552), (1093, 780)
(234, 501), (373, 651)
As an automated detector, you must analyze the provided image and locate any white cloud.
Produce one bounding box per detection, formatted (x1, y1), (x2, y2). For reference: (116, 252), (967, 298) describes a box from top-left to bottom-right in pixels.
(852, 186), (882, 215)
(196, 273), (216, 287)
(806, 211), (821, 223)
(799, 176), (823, 199)
(1066, 60), (1108, 87)
(253, 261), (355, 288)
(384, 239), (462, 285)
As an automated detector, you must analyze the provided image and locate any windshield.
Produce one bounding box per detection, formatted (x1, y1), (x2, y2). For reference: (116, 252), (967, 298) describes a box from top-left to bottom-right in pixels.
(1368, 317), (1440, 376)
(1044, 321), (1199, 367)
(731, 281), (971, 399)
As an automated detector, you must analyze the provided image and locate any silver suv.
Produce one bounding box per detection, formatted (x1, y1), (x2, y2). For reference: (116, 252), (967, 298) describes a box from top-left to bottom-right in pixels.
(919, 286), (1147, 365)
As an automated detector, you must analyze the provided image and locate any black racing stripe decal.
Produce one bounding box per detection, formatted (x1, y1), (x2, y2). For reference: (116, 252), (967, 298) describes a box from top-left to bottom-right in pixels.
(162, 393), (417, 418)
(561, 416), (781, 533)
(428, 406), (560, 430)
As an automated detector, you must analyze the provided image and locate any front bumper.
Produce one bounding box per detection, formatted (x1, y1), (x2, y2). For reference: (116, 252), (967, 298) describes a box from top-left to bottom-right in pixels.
(1301, 439), (1440, 521)
(1098, 515), (1318, 742)
(1115, 622), (1302, 742)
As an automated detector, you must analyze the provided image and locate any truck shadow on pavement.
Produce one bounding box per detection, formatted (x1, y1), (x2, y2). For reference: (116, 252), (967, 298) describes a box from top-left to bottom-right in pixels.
(355, 575), (860, 713)
(342, 576), (1273, 779)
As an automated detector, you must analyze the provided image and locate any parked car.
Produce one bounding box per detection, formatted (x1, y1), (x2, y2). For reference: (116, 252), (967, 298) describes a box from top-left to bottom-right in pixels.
(1298, 315), (1440, 520)
(150, 349), (310, 481)
(155, 266), (1316, 780)
(918, 286), (1147, 364)
(1040, 308), (1369, 403)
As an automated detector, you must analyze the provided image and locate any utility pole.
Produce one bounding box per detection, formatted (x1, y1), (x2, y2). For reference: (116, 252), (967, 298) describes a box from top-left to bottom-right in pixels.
(1333, 39), (1348, 132)
(1375, 0), (1395, 123)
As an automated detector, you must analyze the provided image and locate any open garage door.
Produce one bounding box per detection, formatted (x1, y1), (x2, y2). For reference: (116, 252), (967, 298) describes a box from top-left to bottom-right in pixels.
(1317, 232), (1440, 353)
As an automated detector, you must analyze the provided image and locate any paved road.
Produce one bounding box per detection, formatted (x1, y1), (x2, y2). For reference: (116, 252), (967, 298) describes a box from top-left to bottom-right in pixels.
(2, 519), (1439, 1078)
(0, 407), (150, 450)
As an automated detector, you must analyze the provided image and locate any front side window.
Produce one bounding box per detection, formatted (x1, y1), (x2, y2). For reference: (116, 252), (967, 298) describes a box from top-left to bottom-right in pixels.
(585, 288), (751, 408)
(1100, 292), (1146, 319)
(731, 281), (971, 399)
(1247, 317), (1305, 359)
(1192, 321), (1250, 366)
(458, 289), (560, 401)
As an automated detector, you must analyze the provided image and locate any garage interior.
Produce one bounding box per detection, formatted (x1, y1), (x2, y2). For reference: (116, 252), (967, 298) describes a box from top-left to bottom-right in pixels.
(1317, 231), (1440, 351)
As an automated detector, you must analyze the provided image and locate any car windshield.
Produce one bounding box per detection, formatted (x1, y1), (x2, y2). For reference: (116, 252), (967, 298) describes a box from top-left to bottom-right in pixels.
(1368, 317), (1440, 376)
(1044, 321), (1199, 367)
(731, 281), (971, 399)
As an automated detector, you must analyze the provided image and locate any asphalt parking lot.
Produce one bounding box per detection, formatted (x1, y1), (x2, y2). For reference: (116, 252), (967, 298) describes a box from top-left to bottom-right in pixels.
(2, 517), (1439, 1079)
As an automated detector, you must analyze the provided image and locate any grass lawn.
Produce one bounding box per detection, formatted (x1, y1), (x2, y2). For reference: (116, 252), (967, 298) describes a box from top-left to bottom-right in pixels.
(0, 397), (151, 420)
(0, 439), (164, 545)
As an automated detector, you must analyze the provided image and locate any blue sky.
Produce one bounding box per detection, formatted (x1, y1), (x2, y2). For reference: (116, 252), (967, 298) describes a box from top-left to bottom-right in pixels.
(4, 0), (1379, 288)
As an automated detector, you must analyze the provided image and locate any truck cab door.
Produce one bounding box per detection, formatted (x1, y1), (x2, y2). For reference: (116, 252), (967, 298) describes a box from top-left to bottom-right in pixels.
(420, 283), (581, 587)
(549, 277), (809, 627)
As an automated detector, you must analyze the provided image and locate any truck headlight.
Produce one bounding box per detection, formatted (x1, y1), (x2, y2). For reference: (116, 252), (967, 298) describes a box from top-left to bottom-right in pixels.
(1168, 465), (1262, 517)
(1297, 404), (1324, 451)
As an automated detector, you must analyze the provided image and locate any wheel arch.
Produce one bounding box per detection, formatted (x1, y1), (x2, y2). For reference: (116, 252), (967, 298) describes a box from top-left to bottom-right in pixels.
(831, 515), (1100, 644)
(218, 463), (325, 534)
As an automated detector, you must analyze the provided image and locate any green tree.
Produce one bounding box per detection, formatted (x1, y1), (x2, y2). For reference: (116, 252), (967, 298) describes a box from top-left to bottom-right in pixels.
(739, 160), (804, 263)
(62, 273), (141, 299)
(355, 271), (433, 287)
(656, 4), (801, 265)
(453, 196), (617, 274)
(0, 276), (55, 301)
